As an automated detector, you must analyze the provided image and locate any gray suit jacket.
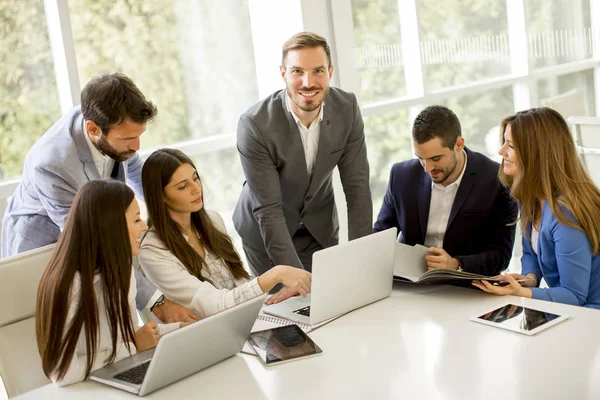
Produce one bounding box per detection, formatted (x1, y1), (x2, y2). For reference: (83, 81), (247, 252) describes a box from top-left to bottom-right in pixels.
(1, 106), (157, 309)
(233, 88), (373, 270)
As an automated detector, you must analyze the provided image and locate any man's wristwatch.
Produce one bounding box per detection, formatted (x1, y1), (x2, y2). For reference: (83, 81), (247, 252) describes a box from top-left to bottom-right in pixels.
(150, 295), (165, 312)
(455, 258), (464, 272)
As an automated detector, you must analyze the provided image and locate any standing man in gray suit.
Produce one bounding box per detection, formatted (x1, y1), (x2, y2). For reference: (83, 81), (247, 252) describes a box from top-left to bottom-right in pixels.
(234, 32), (373, 295)
(1, 73), (198, 324)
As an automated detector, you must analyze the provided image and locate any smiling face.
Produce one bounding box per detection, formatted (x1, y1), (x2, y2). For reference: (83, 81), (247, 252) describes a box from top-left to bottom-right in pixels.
(280, 46), (333, 116)
(499, 124), (519, 176)
(414, 137), (464, 185)
(162, 163), (203, 215)
(125, 197), (148, 256)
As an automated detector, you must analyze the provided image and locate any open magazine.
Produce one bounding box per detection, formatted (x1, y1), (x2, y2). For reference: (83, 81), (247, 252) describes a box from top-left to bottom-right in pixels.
(393, 242), (521, 285)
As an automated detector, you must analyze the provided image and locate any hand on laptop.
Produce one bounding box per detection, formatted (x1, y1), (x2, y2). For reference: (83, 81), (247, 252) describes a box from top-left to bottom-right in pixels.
(275, 266), (311, 297)
(179, 320), (197, 328)
(152, 298), (200, 324)
(135, 320), (159, 352)
(265, 285), (300, 305)
(257, 265), (311, 301)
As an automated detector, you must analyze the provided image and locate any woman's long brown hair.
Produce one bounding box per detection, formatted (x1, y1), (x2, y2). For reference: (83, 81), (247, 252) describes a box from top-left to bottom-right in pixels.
(36, 180), (138, 381)
(499, 107), (600, 253)
(141, 148), (249, 281)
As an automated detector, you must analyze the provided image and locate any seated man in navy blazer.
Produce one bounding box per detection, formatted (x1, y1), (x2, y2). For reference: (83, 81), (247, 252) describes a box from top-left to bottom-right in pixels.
(373, 105), (517, 276)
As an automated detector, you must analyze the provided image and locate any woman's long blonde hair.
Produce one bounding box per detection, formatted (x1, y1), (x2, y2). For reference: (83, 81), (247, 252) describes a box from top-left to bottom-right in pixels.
(498, 107), (600, 254)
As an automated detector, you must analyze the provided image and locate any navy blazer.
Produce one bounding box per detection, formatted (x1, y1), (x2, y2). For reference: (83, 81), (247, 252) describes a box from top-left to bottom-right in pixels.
(373, 147), (518, 276)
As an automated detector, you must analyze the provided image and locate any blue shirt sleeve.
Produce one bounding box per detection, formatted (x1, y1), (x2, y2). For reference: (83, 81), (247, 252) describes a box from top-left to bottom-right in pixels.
(529, 219), (593, 306)
(125, 153), (145, 202)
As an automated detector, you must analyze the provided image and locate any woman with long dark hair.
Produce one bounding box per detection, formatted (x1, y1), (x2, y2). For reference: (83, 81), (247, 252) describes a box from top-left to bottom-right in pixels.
(138, 149), (311, 318)
(36, 180), (180, 386)
(473, 107), (600, 308)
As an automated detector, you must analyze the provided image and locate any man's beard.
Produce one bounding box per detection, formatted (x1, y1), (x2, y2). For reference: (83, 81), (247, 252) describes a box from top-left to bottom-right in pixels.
(430, 152), (458, 184)
(289, 84), (329, 112)
(97, 134), (135, 162)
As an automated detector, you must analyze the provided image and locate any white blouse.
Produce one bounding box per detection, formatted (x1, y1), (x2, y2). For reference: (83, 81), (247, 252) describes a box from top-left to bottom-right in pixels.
(138, 211), (264, 319)
(531, 226), (540, 255)
(54, 270), (139, 386)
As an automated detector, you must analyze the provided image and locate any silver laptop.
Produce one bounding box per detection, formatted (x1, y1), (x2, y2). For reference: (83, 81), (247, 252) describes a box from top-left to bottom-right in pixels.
(90, 294), (265, 396)
(263, 228), (397, 326)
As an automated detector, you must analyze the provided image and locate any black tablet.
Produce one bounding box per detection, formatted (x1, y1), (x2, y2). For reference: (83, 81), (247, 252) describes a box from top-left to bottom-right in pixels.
(247, 324), (323, 365)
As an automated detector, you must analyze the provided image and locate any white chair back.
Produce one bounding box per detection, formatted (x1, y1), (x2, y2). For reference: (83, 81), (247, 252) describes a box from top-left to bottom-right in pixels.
(568, 116), (600, 187)
(541, 88), (587, 119)
(0, 245), (55, 397)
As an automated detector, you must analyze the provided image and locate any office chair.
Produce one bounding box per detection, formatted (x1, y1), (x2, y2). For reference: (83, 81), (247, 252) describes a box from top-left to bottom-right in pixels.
(568, 116), (600, 187)
(0, 245), (54, 398)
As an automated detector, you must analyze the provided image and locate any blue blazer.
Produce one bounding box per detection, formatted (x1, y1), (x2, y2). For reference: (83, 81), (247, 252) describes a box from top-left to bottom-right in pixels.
(373, 147), (518, 276)
(522, 202), (600, 309)
(1, 106), (156, 310)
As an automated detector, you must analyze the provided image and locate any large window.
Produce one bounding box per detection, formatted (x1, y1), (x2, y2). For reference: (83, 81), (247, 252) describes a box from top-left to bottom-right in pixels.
(364, 109), (411, 213)
(350, 0), (406, 103)
(418, 0), (511, 90)
(525, 0), (593, 69)
(0, 0), (61, 180)
(69, 0), (259, 149)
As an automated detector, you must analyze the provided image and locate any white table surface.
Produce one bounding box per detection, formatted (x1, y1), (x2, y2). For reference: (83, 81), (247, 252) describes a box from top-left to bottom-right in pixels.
(16, 282), (600, 400)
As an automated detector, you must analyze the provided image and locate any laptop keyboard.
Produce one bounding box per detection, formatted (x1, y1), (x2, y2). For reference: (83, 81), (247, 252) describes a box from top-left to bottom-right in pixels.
(114, 360), (151, 385)
(293, 305), (311, 316)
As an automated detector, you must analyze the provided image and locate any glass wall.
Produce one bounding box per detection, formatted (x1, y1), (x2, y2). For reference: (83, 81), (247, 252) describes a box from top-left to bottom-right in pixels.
(418, 0), (511, 90)
(350, 0), (406, 103)
(0, 0), (61, 180)
(525, 0), (593, 69)
(69, 0), (259, 149)
(364, 109), (411, 213)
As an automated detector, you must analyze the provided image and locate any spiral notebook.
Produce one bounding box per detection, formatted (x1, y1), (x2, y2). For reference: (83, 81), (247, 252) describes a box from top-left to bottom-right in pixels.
(241, 311), (336, 355)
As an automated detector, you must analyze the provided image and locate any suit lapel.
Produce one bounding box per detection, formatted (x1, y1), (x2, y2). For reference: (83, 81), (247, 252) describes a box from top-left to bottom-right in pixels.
(447, 149), (476, 231)
(71, 113), (101, 182)
(417, 172), (432, 243)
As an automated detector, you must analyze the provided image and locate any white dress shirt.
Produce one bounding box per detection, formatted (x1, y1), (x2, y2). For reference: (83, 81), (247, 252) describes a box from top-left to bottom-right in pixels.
(138, 211), (264, 319)
(424, 151), (468, 249)
(285, 91), (324, 176)
(83, 120), (115, 179)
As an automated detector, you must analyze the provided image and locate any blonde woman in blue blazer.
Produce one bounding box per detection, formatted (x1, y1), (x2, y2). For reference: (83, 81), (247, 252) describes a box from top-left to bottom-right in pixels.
(473, 107), (600, 309)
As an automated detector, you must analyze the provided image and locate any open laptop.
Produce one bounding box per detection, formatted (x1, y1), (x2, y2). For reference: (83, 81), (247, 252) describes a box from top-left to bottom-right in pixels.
(263, 227), (397, 326)
(90, 294), (265, 396)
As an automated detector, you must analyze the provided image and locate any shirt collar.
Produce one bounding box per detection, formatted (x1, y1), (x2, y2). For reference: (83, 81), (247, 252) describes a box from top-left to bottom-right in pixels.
(285, 89), (324, 128)
(83, 120), (112, 165)
(432, 150), (468, 190)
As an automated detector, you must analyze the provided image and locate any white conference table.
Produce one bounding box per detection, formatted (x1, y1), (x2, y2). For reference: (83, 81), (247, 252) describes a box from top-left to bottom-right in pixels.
(16, 282), (600, 400)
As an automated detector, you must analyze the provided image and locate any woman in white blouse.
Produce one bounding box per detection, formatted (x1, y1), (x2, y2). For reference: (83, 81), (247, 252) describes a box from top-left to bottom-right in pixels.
(138, 148), (312, 319)
(36, 180), (181, 387)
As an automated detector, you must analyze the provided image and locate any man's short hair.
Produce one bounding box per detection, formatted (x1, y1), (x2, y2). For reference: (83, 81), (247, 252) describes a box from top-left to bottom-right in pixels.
(412, 105), (461, 149)
(281, 32), (332, 68)
(80, 73), (157, 134)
